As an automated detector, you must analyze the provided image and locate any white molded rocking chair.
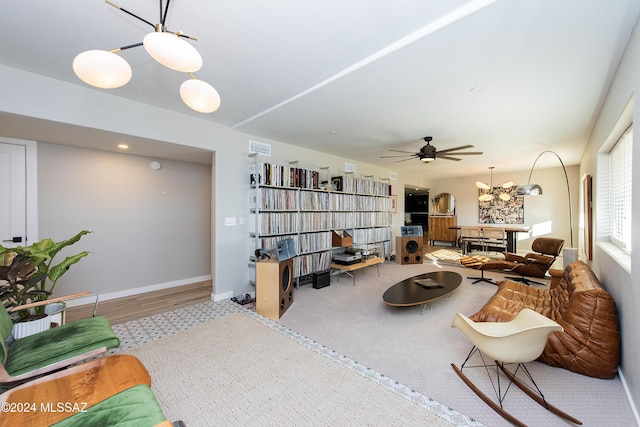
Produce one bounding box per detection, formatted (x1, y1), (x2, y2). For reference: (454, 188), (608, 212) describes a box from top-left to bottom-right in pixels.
(451, 308), (582, 426)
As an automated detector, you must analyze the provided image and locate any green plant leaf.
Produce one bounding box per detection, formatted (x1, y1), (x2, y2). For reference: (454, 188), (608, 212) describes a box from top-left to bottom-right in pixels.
(48, 251), (90, 284)
(0, 231), (91, 310)
(42, 230), (92, 261)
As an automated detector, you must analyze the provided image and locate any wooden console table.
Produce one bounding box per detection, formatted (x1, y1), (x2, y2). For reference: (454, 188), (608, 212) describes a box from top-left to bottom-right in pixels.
(330, 257), (383, 286)
(429, 215), (457, 246)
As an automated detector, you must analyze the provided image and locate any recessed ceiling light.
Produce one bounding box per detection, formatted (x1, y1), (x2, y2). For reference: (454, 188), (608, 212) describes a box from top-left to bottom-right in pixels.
(118, 144), (129, 149)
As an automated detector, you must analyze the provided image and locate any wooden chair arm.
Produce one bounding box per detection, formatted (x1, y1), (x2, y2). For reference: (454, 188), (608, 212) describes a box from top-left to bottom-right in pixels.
(9, 291), (94, 313)
(0, 354), (151, 427)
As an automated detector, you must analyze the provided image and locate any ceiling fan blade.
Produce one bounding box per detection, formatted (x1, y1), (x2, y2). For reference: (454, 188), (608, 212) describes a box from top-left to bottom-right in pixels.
(437, 155), (463, 161)
(435, 145), (475, 154)
(388, 149), (420, 154)
(380, 154), (418, 159)
(442, 151), (484, 156)
(394, 157), (419, 163)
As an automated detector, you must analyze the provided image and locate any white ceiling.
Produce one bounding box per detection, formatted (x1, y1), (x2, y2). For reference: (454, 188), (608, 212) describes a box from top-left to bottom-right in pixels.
(1, 0), (639, 177)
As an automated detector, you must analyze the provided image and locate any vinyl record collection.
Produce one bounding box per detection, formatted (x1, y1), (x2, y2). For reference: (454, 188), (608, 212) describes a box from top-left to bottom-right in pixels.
(249, 160), (393, 280)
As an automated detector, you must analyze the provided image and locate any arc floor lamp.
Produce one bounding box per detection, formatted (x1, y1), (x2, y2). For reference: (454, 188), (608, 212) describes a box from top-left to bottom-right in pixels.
(515, 150), (576, 264)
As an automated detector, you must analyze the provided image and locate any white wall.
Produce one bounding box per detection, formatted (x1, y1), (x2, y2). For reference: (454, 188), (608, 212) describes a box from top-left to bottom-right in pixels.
(37, 143), (211, 297)
(579, 14), (640, 418)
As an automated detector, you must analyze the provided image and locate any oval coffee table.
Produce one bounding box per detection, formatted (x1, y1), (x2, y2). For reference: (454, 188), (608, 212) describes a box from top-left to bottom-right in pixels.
(383, 271), (462, 314)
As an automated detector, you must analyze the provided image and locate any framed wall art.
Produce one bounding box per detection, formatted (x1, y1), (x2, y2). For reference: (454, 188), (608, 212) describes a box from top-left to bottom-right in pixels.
(478, 187), (524, 224)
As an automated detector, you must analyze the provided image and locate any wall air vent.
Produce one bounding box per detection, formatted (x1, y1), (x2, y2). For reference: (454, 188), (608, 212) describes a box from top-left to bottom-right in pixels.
(249, 140), (271, 156)
(389, 172), (397, 181)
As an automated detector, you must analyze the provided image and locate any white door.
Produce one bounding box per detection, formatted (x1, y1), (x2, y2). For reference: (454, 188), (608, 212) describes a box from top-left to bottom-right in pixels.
(0, 142), (26, 248)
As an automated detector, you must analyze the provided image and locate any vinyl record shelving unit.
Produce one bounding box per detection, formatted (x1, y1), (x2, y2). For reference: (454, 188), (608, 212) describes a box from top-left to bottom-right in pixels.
(249, 154), (392, 286)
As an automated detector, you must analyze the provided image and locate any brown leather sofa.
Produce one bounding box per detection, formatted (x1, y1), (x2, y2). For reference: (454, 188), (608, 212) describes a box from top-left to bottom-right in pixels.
(469, 260), (620, 379)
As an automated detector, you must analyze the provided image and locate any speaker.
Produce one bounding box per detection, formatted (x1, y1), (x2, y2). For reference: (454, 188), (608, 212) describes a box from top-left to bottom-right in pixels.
(256, 258), (294, 320)
(396, 236), (423, 265)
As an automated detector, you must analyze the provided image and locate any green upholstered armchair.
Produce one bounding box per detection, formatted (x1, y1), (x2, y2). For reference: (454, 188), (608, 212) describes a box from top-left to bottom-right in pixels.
(0, 297), (120, 387)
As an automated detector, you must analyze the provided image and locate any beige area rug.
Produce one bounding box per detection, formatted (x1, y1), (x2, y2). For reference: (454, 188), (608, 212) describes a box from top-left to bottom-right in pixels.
(126, 312), (453, 427)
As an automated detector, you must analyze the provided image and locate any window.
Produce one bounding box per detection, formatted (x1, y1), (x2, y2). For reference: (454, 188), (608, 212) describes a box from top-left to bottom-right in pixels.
(608, 125), (633, 253)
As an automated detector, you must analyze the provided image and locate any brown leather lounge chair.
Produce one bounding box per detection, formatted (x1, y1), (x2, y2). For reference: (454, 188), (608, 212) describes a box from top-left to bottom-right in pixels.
(499, 237), (564, 286)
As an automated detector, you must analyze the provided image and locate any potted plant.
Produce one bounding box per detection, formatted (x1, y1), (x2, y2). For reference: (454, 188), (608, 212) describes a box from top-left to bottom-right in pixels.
(0, 230), (91, 337)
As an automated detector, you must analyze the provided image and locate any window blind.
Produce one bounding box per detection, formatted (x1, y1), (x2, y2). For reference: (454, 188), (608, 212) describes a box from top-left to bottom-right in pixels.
(608, 125), (633, 252)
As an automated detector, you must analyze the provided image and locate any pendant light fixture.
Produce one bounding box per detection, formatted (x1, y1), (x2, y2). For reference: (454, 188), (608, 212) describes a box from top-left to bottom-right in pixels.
(73, 0), (220, 113)
(476, 167), (512, 201)
(477, 167), (495, 201)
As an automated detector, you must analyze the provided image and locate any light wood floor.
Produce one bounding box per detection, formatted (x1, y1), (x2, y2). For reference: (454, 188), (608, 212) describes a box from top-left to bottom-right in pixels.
(65, 280), (213, 325)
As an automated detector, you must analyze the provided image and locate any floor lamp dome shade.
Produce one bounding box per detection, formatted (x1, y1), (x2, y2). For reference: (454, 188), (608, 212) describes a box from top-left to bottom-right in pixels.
(514, 183), (543, 196)
(72, 50), (132, 89)
(143, 32), (203, 72)
(180, 78), (221, 113)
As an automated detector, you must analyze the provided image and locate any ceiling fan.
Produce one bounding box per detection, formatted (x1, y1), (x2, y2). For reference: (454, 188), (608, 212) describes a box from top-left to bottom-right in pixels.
(380, 137), (483, 163)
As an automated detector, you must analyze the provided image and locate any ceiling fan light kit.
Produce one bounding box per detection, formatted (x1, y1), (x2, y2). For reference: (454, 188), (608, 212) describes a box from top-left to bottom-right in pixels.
(72, 0), (220, 113)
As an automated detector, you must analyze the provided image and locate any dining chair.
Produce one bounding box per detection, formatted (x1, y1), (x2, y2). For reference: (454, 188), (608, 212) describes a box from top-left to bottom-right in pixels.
(460, 226), (483, 254)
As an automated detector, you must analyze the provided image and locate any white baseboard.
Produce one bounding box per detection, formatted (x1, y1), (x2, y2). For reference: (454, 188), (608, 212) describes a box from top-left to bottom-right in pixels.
(619, 368), (640, 426)
(213, 290), (234, 302)
(64, 275), (213, 308)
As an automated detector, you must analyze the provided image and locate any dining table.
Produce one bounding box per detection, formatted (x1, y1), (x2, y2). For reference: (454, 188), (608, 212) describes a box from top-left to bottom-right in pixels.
(450, 225), (530, 253)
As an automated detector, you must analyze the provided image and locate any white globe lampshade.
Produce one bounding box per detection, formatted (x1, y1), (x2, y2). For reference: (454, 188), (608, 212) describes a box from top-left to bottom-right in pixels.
(72, 50), (132, 89)
(475, 181), (490, 190)
(180, 79), (221, 113)
(499, 192), (511, 201)
(143, 32), (202, 72)
(478, 193), (493, 202)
